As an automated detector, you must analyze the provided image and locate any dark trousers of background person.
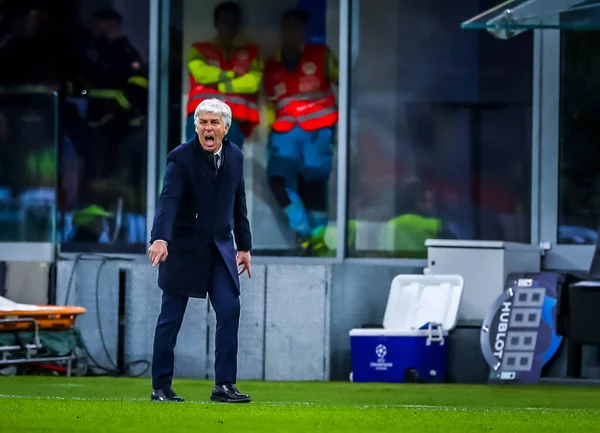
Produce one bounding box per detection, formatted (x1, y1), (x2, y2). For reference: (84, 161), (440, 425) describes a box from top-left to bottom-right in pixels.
(267, 125), (334, 238)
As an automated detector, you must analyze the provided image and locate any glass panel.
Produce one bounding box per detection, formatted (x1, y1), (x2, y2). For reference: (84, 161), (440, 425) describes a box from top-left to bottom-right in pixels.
(462, 0), (600, 35)
(347, 0), (533, 259)
(0, 89), (58, 243)
(557, 30), (600, 245)
(169, 0), (340, 257)
(43, 1), (150, 253)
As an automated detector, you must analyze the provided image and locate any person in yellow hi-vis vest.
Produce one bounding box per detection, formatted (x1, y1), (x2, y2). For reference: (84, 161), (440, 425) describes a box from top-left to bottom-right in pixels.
(379, 178), (446, 258)
(380, 214), (442, 258)
(185, 1), (263, 148)
(322, 179), (449, 258)
(326, 213), (442, 258)
(263, 8), (339, 256)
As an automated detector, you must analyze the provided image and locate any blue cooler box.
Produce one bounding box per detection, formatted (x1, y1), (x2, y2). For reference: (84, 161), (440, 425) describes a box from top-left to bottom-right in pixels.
(349, 274), (463, 383)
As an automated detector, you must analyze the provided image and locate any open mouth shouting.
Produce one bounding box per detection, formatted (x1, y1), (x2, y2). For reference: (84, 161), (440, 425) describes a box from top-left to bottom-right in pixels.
(204, 133), (215, 146)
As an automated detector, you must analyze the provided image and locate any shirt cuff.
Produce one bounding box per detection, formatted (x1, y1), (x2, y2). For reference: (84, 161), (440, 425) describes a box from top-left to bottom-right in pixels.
(153, 239), (168, 246)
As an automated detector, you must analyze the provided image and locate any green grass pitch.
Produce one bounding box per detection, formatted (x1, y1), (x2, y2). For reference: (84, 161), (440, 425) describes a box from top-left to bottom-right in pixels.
(1, 376), (600, 432)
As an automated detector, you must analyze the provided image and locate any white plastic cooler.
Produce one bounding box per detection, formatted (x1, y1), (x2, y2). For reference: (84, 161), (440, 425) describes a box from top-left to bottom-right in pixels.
(349, 274), (464, 383)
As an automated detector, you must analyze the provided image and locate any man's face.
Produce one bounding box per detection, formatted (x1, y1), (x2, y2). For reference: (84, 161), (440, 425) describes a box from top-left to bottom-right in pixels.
(281, 18), (305, 47)
(215, 11), (240, 42)
(196, 113), (229, 152)
(92, 19), (110, 41)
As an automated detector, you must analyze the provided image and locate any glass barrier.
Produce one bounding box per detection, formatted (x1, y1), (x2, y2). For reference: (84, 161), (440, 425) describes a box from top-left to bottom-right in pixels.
(170, 0), (340, 257)
(0, 2), (150, 255)
(55, 2), (150, 254)
(463, 2), (600, 247)
(463, 2), (600, 250)
(0, 89), (58, 243)
(557, 29), (600, 245)
(346, 0), (533, 259)
(56, 90), (149, 254)
(462, 0), (600, 36)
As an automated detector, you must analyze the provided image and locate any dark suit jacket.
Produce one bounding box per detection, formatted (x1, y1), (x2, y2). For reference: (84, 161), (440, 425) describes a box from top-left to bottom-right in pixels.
(150, 136), (252, 298)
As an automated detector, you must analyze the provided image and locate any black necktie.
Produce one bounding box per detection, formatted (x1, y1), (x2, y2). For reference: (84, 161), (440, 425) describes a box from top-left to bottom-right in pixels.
(214, 153), (221, 173)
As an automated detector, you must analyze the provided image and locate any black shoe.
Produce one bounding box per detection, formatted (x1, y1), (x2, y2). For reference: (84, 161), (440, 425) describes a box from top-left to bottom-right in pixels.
(151, 388), (185, 402)
(210, 384), (251, 403)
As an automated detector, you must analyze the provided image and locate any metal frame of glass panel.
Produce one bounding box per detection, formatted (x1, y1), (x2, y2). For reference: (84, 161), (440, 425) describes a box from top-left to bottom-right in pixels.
(0, 243), (55, 262)
(156, 0), (171, 209)
(530, 29), (541, 248)
(146, 0), (160, 247)
(57, 251), (153, 264)
(334, 0), (350, 264)
(146, 0), (170, 247)
(535, 28), (595, 271)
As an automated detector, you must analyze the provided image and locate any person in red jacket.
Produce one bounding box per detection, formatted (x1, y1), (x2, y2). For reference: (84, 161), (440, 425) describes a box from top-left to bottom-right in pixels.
(185, 1), (263, 147)
(263, 8), (338, 255)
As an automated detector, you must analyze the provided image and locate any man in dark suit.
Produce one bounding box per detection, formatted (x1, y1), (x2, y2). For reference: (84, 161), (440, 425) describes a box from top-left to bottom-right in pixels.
(147, 98), (253, 404)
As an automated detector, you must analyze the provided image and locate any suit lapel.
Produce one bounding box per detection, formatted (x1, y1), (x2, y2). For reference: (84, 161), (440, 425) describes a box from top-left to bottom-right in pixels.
(192, 137), (218, 189)
(218, 140), (229, 179)
(216, 140), (235, 187)
(191, 137), (237, 191)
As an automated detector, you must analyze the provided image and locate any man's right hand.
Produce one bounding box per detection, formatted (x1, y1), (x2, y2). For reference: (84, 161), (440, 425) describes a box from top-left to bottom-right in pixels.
(148, 241), (168, 267)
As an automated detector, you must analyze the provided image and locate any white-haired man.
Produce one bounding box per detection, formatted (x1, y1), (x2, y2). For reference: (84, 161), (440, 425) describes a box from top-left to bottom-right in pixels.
(148, 98), (253, 403)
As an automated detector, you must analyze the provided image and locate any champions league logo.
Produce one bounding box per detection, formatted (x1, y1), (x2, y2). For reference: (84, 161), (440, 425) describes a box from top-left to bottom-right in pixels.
(480, 273), (564, 384)
(370, 344), (393, 371)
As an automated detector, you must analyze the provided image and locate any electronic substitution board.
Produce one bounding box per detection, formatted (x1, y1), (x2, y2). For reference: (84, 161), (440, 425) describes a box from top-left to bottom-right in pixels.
(480, 272), (564, 384)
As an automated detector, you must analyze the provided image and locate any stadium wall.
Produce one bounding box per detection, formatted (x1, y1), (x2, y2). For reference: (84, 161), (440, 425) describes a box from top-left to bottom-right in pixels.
(54, 258), (600, 383)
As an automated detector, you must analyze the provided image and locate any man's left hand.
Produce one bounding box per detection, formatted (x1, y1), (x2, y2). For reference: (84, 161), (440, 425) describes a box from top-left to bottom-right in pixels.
(236, 251), (252, 279)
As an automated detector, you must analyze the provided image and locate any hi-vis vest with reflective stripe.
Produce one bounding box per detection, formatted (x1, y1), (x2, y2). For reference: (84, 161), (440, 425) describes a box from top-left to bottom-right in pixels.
(186, 41), (260, 125)
(264, 44), (338, 132)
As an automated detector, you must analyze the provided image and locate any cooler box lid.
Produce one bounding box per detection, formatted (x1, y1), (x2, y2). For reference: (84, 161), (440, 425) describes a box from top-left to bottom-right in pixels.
(382, 274), (463, 332)
(425, 239), (541, 251)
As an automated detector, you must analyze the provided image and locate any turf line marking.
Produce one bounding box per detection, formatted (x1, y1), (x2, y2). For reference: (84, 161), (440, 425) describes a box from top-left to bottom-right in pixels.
(0, 394), (598, 414)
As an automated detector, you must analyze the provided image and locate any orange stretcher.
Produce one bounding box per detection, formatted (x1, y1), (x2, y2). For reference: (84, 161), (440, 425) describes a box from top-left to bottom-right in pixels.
(0, 296), (86, 331)
(0, 296), (88, 377)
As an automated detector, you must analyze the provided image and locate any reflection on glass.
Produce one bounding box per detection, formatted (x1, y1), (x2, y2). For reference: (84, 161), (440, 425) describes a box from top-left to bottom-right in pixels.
(558, 30), (600, 245)
(263, 8), (339, 257)
(0, 2), (150, 253)
(177, 0), (339, 257)
(0, 92), (58, 243)
(347, 0), (533, 259)
(64, 6), (149, 252)
(0, 4), (61, 244)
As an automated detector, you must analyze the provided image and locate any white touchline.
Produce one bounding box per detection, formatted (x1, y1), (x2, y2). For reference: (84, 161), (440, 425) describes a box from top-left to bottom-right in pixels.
(0, 394), (598, 414)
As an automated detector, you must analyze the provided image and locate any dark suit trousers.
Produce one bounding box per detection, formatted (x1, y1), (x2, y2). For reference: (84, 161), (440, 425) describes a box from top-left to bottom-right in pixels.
(151, 246), (241, 390)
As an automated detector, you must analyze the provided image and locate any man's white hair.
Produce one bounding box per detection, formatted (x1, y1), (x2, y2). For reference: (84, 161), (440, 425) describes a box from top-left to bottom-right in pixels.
(194, 98), (232, 129)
